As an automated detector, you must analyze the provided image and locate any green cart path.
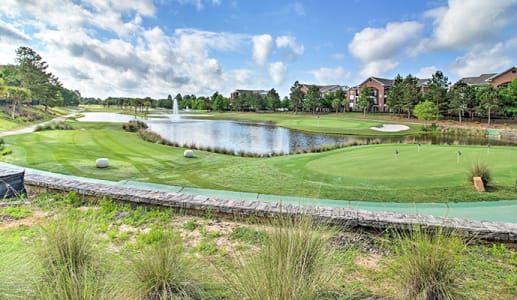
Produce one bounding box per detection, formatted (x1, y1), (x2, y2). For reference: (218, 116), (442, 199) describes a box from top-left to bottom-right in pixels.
(2, 162), (516, 224)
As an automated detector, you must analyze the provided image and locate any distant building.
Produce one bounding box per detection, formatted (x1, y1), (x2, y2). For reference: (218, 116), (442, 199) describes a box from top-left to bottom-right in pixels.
(457, 66), (517, 88)
(346, 77), (430, 112)
(229, 89), (268, 101)
(298, 84), (346, 96)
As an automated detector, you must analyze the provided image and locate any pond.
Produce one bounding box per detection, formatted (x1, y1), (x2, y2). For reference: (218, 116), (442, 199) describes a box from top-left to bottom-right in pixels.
(77, 112), (515, 155)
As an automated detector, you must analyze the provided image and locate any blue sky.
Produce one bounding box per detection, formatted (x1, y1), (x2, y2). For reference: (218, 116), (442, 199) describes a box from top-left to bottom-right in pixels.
(1, 0), (516, 99)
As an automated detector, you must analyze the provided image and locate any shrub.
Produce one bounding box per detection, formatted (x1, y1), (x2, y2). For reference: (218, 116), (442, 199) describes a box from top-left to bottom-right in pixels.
(124, 230), (204, 299)
(122, 120), (148, 132)
(468, 161), (491, 186)
(226, 215), (336, 300)
(35, 121), (74, 131)
(391, 227), (466, 300)
(35, 215), (110, 300)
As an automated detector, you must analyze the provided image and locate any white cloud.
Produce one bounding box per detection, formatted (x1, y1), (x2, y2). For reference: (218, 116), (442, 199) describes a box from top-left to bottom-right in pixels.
(276, 35), (304, 61)
(252, 34), (273, 66)
(359, 59), (399, 78)
(269, 62), (287, 85)
(0, 0), (305, 98)
(348, 21), (423, 77)
(349, 21), (423, 62)
(449, 41), (516, 77)
(416, 66), (438, 79)
(0, 19), (30, 43)
(309, 66), (347, 85)
(427, 0), (517, 49)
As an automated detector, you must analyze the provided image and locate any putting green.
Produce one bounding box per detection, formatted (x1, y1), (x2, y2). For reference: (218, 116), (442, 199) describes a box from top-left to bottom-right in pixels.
(307, 144), (515, 181)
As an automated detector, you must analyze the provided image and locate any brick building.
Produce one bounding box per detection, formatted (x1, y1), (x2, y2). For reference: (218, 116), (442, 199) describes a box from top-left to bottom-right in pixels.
(346, 77), (429, 112)
(229, 89), (268, 101)
(457, 66), (517, 88)
(299, 84), (345, 96)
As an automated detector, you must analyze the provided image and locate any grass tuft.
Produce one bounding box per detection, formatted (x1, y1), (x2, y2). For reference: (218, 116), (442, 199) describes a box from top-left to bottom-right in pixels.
(124, 230), (204, 300)
(391, 226), (466, 300)
(226, 214), (337, 300)
(35, 215), (109, 300)
(467, 160), (491, 186)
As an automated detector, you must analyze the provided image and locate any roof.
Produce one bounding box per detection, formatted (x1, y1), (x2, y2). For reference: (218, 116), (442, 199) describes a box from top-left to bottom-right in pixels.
(299, 84), (345, 94)
(358, 77), (429, 88)
(371, 77), (394, 86)
(458, 73), (497, 86)
(487, 66), (517, 81)
(233, 89), (268, 94)
(416, 78), (430, 87)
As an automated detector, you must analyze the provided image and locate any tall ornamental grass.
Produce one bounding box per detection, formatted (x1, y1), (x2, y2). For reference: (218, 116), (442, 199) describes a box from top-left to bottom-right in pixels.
(226, 215), (336, 300)
(34, 216), (111, 300)
(467, 160), (491, 186)
(123, 230), (204, 300)
(392, 226), (466, 300)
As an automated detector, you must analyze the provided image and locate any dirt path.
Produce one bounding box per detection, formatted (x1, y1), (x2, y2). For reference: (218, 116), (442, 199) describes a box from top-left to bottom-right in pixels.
(0, 113), (75, 137)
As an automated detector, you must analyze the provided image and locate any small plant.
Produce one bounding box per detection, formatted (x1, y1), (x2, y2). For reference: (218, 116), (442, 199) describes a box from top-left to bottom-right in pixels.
(183, 219), (199, 231)
(391, 226), (466, 300)
(468, 160), (491, 186)
(228, 226), (267, 244)
(124, 230), (204, 299)
(0, 138), (11, 155)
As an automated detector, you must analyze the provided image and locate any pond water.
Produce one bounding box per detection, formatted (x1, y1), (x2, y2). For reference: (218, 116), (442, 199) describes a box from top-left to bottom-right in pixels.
(77, 112), (515, 155)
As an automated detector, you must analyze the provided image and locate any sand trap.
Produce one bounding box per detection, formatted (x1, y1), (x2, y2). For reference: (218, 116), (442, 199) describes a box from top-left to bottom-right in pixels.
(370, 124), (410, 132)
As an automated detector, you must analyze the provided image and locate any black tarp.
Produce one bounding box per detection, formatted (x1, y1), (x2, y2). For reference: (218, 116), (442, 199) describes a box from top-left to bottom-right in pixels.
(0, 170), (26, 199)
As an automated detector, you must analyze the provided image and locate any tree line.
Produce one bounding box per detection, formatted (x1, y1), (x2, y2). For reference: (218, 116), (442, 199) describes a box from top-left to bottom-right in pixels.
(0, 47), (82, 119)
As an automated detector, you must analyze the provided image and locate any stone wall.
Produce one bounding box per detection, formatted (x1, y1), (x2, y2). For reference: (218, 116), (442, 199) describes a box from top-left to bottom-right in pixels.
(22, 172), (517, 242)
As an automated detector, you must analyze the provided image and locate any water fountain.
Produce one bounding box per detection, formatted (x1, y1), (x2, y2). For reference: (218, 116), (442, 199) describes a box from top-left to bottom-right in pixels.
(172, 98), (179, 116)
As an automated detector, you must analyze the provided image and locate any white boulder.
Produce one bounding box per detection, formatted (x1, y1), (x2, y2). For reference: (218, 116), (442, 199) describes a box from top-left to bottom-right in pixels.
(96, 158), (110, 168)
(184, 149), (194, 158)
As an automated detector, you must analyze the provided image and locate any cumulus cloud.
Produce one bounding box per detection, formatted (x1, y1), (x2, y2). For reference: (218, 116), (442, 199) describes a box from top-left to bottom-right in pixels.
(0, 19), (30, 43)
(449, 40), (516, 77)
(269, 61), (287, 85)
(309, 66), (348, 85)
(348, 21), (423, 77)
(276, 35), (304, 61)
(416, 66), (438, 79)
(252, 34), (273, 65)
(348, 21), (423, 62)
(427, 0), (517, 49)
(0, 0), (309, 98)
(359, 59), (399, 78)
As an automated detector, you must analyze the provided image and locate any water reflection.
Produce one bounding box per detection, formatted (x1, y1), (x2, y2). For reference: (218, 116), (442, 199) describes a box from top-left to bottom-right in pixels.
(78, 112), (517, 155)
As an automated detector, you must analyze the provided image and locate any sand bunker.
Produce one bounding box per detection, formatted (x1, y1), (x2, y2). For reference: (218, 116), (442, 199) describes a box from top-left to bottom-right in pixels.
(370, 124), (410, 132)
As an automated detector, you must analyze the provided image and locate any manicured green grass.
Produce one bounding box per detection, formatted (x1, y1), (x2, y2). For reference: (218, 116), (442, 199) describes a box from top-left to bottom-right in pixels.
(203, 112), (423, 136)
(2, 121), (517, 202)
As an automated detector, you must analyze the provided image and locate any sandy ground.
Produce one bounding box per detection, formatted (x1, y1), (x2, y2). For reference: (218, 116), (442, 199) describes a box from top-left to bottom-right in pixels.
(370, 124), (410, 132)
